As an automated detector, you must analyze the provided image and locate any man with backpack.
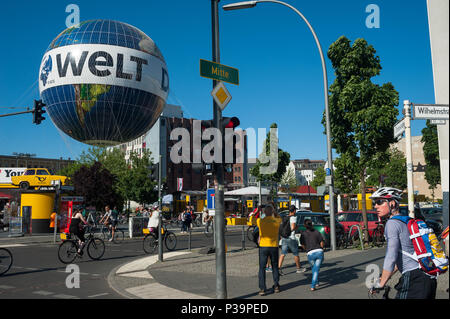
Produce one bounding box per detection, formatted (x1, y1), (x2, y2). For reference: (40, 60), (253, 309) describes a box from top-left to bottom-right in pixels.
(278, 205), (305, 274)
(370, 187), (445, 299)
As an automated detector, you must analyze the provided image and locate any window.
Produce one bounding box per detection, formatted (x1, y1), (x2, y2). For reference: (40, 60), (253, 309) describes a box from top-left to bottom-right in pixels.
(37, 169), (49, 175)
(24, 169), (35, 175)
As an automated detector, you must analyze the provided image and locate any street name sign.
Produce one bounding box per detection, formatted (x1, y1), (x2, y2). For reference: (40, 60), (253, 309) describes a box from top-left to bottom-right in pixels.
(430, 119), (447, 125)
(413, 104), (449, 120)
(211, 81), (232, 111)
(394, 118), (406, 139)
(200, 59), (239, 85)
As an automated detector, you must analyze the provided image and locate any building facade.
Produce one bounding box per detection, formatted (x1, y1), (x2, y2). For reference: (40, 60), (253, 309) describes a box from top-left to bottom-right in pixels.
(393, 135), (442, 199)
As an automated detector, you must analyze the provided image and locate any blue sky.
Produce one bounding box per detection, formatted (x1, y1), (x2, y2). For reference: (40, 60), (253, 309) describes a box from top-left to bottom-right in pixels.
(0, 0), (435, 162)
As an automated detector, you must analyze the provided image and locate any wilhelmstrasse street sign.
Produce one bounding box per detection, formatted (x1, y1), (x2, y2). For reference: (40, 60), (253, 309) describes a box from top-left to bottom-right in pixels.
(394, 118), (406, 139)
(413, 104), (449, 120)
(200, 59), (239, 85)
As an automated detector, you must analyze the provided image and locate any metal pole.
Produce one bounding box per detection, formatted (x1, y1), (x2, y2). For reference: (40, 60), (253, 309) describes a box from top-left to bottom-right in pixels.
(158, 155), (164, 261)
(211, 0), (227, 299)
(404, 100), (415, 218)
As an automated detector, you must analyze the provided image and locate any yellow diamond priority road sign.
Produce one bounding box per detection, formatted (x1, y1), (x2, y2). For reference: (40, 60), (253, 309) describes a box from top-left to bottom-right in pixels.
(212, 82), (232, 111)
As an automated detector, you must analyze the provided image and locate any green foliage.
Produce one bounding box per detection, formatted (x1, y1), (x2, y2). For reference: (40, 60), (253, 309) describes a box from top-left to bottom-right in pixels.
(250, 123), (291, 183)
(366, 148), (407, 190)
(333, 153), (360, 194)
(421, 121), (441, 196)
(311, 167), (326, 189)
(71, 161), (122, 211)
(60, 146), (157, 207)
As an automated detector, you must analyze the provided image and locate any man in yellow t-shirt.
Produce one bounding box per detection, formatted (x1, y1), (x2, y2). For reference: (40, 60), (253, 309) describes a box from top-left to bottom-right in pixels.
(257, 205), (282, 296)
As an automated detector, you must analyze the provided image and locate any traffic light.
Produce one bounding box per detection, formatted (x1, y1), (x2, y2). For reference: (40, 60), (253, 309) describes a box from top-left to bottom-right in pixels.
(149, 163), (159, 180)
(33, 100), (46, 125)
(222, 117), (242, 165)
(200, 117), (242, 165)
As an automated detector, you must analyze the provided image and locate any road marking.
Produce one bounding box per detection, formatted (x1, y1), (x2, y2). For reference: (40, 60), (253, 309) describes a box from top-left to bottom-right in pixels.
(88, 293), (109, 298)
(0, 244), (26, 248)
(0, 285), (15, 289)
(33, 290), (54, 296)
(53, 294), (79, 299)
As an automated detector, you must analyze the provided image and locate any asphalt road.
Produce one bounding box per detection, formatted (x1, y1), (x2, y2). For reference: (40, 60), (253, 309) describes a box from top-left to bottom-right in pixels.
(0, 227), (248, 299)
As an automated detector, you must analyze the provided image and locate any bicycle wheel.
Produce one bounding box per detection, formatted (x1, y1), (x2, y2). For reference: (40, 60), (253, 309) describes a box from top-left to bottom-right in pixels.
(0, 248), (13, 276)
(87, 238), (105, 260)
(58, 241), (78, 264)
(247, 226), (256, 242)
(143, 234), (158, 254)
(164, 232), (177, 251)
(113, 230), (124, 243)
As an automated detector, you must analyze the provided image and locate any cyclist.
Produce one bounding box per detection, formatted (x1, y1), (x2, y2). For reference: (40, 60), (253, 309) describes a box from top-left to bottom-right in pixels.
(69, 208), (88, 255)
(100, 205), (118, 242)
(370, 187), (437, 299)
(147, 205), (161, 235)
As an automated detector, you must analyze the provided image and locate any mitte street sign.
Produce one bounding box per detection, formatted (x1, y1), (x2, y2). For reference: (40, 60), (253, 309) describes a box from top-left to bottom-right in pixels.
(200, 59), (239, 85)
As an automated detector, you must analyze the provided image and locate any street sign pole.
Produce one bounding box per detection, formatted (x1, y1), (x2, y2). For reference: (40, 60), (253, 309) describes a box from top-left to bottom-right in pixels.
(211, 0), (227, 300)
(404, 100), (415, 218)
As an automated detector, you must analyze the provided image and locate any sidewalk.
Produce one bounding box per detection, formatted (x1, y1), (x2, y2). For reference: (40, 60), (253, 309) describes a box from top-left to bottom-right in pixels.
(109, 245), (449, 299)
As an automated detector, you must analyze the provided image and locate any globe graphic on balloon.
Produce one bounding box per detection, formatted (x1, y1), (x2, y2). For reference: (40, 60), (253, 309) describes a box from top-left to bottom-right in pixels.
(39, 20), (169, 146)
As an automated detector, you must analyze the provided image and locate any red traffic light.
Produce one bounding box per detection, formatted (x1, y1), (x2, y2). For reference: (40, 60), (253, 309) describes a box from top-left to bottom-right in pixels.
(223, 117), (240, 129)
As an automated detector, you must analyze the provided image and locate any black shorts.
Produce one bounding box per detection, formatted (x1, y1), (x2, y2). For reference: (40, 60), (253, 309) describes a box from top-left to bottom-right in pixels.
(395, 268), (437, 299)
(70, 226), (86, 242)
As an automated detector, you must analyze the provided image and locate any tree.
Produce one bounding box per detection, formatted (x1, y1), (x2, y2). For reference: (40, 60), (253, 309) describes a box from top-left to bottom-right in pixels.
(311, 167), (326, 190)
(421, 120), (441, 200)
(127, 150), (158, 205)
(72, 161), (122, 210)
(324, 36), (399, 243)
(250, 123), (291, 200)
(280, 167), (297, 191)
(366, 148), (407, 190)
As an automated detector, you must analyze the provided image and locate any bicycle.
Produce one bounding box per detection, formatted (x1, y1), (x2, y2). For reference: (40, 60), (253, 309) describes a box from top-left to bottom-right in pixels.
(0, 247), (13, 276)
(368, 285), (391, 299)
(101, 223), (124, 243)
(371, 221), (385, 247)
(142, 224), (177, 254)
(58, 226), (105, 264)
(246, 225), (257, 242)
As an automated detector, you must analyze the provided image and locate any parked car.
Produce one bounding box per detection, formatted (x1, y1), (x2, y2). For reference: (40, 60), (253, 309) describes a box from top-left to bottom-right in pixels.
(336, 211), (381, 237)
(398, 205), (443, 237)
(420, 207), (443, 225)
(294, 212), (345, 247)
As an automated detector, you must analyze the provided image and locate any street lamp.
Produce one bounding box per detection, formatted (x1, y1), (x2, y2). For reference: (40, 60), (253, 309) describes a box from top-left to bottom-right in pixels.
(223, 0), (337, 250)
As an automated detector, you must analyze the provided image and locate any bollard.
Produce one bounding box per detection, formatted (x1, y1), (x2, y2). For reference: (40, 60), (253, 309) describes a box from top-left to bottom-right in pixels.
(188, 228), (192, 251)
(241, 225), (245, 251)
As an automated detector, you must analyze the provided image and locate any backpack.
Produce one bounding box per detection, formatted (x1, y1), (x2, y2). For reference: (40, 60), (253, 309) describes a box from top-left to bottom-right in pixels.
(279, 216), (292, 239)
(184, 212), (192, 222)
(391, 215), (448, 276)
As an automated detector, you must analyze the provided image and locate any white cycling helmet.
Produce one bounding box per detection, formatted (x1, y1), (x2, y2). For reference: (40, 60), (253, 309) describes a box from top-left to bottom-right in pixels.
(370, 187), (403, 201)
